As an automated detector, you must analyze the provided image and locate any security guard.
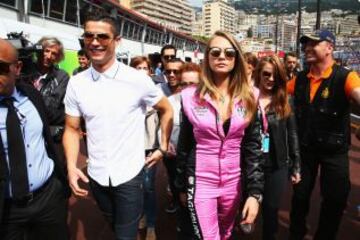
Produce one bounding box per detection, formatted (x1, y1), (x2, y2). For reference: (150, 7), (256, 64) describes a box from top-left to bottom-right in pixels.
(287, 29), (360, 240)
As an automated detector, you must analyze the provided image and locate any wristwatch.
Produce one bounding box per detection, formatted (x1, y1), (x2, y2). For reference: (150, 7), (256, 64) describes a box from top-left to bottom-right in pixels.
(157, 148), (168, 158)
(250, 193), (263, 204)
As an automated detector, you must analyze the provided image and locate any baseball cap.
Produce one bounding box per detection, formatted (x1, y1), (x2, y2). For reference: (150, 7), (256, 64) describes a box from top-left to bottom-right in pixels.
(300, 29), (336, 45)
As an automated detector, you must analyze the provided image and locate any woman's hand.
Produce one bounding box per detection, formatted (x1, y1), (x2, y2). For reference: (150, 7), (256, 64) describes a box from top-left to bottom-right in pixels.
(240, 196), (260, 224)
(291, 172), (301, 184)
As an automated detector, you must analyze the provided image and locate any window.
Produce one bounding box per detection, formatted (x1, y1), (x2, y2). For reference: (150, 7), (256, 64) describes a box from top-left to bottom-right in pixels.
(0, 0), (16, 7)
(123, 21), (130, 38)
(49, 0), (64, 20)
(65, 0), (78, 24)
(30, 0), (49, 15)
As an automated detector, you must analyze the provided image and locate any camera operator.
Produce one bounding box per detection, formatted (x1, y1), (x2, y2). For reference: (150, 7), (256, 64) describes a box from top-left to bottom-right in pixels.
(33, 37), (69, 160)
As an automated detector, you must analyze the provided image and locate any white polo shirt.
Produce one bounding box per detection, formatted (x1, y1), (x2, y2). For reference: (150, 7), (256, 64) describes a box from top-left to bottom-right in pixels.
(64, 60), (163, 186)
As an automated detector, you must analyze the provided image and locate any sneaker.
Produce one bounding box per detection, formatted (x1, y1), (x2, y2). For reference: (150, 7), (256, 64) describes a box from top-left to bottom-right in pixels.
(146, 227), (156, 240)
(165, 202), (179, 214)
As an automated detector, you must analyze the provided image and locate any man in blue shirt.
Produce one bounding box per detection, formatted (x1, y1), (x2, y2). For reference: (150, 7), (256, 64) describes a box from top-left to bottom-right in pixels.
(0, 38), (70, 239)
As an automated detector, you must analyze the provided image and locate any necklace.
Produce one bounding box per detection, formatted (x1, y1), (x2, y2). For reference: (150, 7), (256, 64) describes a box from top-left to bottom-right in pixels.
(219, 94), (226, 104)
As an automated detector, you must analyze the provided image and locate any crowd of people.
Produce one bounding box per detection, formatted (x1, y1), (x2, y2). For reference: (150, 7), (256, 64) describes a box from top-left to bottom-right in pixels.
(0, 8), (360, 240)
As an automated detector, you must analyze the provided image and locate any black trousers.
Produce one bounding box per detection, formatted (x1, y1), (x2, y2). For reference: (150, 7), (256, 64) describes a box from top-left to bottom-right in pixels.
(163, 156), (177, 201)
(289, 149), (350, 240)
(262, 166), (288, 240)
(0, 176), (68, 240)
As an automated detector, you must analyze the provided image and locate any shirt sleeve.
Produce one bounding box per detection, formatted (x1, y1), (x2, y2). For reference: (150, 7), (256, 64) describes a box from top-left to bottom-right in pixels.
(287, 77), (296, 95)
(63, 79), (82, 117)
(141, 75), (164, 107)
(344, 72), (360, 98)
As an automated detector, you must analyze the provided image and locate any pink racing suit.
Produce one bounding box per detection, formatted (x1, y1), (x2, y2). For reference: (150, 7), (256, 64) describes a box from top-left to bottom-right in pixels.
(175, 86), (264, 240)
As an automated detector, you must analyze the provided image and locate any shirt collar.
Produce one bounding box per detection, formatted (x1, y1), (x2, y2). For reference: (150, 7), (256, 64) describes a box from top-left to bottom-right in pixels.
(0, 87), (21, 102)
(307, 61), (335, 80)
(90, 60), (120, 81)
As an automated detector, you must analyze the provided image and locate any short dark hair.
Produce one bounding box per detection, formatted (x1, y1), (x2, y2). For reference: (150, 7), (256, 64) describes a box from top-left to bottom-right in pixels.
(84, 8), (120, 36)
(167, 58), (183, 64)
(285, 52), (297, 60)
(161, 45), (177, 57)
(165, 58), (183, 68)
(77, 49), (89, 59)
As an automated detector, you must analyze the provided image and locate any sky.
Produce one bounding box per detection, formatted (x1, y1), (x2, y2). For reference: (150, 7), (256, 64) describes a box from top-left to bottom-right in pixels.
(188, 0), (203, 7)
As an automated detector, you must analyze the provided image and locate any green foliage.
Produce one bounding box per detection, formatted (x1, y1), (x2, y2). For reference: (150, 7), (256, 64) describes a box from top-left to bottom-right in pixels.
(233, 0), (360, 14)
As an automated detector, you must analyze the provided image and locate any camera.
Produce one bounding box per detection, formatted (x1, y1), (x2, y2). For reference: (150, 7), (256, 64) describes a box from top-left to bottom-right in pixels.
(6, 32), (43, 84)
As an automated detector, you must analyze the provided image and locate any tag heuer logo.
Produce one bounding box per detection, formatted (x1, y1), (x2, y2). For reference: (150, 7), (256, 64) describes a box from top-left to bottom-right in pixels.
(188, 176), (194, 185)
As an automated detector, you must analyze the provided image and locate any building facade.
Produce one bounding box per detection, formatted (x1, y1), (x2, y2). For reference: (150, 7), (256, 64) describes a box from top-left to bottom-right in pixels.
(203, 0), (236, 37)
(130, 0), (193, 34)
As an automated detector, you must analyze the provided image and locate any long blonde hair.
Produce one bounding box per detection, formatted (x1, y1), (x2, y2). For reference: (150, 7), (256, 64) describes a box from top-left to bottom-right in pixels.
(197, 31), (257, 119)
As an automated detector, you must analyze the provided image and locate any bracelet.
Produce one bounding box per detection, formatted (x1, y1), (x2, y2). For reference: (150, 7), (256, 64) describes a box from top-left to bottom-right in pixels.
(157, 148), (167, 158)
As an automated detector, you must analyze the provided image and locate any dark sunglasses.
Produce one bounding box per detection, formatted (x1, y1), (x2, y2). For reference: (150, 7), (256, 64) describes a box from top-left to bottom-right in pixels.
(83, 32), (113, 44)
(164, 69), (180, 75)
(162, 55), (176, 61)
(0, 61), (16, 75)
(262, 71), (273, 78)
(209, 47), (237, 58)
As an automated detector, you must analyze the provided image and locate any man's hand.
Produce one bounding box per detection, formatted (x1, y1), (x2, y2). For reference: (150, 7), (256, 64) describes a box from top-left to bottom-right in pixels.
(240, 196), (260, 224)
(145, 149), (163, 168)
(68, 166), (89, 197)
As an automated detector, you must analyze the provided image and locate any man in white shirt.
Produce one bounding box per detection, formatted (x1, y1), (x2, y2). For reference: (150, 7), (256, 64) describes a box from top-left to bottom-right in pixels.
(63, 9), (173, 239)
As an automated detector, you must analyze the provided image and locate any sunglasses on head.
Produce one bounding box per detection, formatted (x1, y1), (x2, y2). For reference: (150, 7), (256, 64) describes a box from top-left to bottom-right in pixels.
(164, 69), (180, 75)
(162, 55), (176, 61)
(262, 71), (273, 78)
(83, 32), (113, 44)
(208, 47), (237, 59)
(0, 61), (16, 75)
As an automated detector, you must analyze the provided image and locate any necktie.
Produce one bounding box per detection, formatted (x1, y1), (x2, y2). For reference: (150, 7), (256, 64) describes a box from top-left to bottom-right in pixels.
(2, 98), (29, 198)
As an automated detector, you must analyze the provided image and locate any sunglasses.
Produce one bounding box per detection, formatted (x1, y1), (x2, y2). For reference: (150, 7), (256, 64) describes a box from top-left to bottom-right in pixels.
(83, 32), (113, 44)
(0, 61), (16, 75)
(262, 71), (273, 78)
(208, 47), (237, 59)
(164, 69), (180, 75)
(162, 55), (176, 61)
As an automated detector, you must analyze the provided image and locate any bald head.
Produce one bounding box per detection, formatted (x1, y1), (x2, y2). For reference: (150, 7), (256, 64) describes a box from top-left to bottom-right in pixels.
(0, 38), (18, 63)
(0, 38), (21, 97)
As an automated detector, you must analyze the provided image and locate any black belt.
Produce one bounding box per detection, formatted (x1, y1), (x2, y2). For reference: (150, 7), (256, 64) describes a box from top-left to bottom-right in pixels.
(6, 174), (54, 206)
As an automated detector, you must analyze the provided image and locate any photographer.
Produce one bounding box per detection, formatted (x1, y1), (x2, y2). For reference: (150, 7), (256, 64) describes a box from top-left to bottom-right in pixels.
(33, 37), (69, 159)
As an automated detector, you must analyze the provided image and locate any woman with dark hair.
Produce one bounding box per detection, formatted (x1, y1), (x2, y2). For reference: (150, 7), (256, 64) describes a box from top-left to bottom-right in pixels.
(130, 56), (158, 240)
(253, 55), (301, 240)
(175, 31), (264, 239)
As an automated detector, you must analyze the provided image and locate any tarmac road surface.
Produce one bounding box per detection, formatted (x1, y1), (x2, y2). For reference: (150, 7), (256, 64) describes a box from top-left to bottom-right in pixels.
(68, 131), (360, 240)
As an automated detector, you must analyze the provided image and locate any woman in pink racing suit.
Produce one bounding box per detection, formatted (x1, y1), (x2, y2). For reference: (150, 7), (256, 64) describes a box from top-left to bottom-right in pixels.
(175, 31), (265, 240)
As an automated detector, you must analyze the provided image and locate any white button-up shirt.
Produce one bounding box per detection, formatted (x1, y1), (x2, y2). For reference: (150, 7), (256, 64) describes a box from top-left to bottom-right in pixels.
(64, 61), (163, 186)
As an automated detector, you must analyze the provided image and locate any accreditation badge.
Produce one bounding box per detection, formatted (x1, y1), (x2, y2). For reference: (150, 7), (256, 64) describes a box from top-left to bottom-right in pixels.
(261, 133), (270, 153)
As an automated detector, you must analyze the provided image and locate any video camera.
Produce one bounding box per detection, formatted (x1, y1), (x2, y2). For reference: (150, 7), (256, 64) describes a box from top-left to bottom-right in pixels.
(6, 32), (42, 83)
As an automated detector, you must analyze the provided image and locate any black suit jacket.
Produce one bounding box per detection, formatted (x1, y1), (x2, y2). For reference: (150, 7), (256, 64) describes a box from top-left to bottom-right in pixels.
(0, 83), (70, 222)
